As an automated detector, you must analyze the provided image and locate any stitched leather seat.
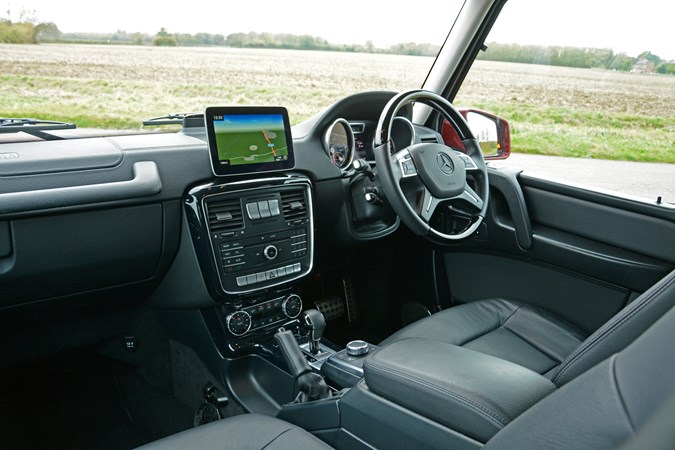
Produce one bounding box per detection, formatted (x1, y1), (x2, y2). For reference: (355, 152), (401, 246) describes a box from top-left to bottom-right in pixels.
(139, 302), (675, 449)
(136, 413), (332, 450)
(381, 269), (675, 385)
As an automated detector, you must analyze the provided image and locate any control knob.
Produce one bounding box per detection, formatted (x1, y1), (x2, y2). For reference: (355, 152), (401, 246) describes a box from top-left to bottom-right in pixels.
(282, 294), (303, 318)
(346, 340), (369, 356)
(226, 310), (252, 336)
(263, 244), (278, 260)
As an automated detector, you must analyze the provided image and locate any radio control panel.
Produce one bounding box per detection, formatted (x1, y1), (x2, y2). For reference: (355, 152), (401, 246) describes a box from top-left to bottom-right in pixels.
(199, 182), (313, 295)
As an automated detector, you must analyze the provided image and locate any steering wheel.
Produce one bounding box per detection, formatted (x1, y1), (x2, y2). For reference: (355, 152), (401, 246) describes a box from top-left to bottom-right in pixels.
(373, 90), (489, 242)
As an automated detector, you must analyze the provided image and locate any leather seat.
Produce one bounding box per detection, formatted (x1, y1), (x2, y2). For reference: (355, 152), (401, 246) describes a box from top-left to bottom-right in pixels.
(139, 302), (675, 449)
(136, 413), (332, 450)
(381, 268), (675, 385)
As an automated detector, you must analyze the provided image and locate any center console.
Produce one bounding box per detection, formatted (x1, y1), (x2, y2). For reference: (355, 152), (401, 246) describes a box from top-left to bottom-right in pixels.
(185, 106), (382, 430)
(186, 176), (314, 351)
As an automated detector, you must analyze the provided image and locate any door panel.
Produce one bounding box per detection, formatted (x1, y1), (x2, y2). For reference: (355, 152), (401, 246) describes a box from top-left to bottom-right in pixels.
(440, 168), (675, 333)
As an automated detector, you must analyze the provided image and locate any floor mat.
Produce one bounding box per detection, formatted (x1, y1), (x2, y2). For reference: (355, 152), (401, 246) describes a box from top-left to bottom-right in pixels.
(0, 350), (192, 450)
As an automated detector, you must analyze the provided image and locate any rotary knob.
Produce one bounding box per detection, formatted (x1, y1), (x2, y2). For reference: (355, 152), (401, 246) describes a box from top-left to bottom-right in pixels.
(281, 294), (303, 318)
(225, 310), (252, 336)
(263, 245), (278, 260)
(346, 340), (369, 356)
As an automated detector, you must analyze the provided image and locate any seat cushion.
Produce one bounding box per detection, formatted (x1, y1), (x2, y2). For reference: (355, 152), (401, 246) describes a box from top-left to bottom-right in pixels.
(380, 298), (587, 377)
(136, 414), (332, 450)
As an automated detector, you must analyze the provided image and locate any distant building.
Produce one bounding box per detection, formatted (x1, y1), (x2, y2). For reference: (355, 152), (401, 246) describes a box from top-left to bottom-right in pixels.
(631, 58), (655, 73)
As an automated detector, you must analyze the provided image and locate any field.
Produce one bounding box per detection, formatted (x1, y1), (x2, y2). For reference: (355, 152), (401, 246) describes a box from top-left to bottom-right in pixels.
(1, 44), (673, 163)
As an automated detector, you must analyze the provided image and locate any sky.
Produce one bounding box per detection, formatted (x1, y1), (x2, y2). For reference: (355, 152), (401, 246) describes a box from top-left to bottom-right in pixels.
(4, 0), (674, 60)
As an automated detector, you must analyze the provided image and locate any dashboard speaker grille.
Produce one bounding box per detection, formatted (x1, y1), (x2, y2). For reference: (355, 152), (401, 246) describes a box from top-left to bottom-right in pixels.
(206, 197), (244, 232)
(281, 190), (307, 222)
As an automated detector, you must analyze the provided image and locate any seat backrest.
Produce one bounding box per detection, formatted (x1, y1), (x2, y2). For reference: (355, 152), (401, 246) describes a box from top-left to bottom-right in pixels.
(551, 268), (675, 386)
(484, 302), (675, 449)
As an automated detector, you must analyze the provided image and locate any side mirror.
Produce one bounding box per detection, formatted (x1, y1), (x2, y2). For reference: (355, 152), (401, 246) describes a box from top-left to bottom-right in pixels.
(441, 109), (511, 160)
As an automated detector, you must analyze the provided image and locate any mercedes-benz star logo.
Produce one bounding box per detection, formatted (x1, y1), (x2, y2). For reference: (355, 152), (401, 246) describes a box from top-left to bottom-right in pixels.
(437, 153), (455, 175)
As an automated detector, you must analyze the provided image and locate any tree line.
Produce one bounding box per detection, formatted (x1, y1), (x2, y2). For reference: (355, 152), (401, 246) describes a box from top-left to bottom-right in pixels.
(2, 19), (672, 74)
(477, 42), (674, 74)
(0, 19), (61, 43)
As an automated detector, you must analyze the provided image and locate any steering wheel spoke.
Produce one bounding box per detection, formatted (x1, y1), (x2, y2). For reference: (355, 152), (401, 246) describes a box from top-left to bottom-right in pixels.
(419, 187), (441, 222)
(453, 150), (480, 171)
(451, 184), (484, 211)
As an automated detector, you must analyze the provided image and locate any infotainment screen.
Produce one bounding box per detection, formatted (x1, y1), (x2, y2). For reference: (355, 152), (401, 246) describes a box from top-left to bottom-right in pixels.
(204, 106), (295, 176)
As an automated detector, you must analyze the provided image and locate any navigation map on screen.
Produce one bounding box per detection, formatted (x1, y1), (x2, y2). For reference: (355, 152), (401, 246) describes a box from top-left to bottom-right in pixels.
(213, 113), (289, 166)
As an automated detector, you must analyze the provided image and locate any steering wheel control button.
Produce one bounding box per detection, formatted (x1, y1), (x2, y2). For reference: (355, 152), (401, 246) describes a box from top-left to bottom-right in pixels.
(226, 311), (252, 336)
(455, 152), (478, 170)
(282, 294), (303, 318)
(263, 245), (278, 260)
(346, 340), (369, 356)
(245, 202), (261, 220)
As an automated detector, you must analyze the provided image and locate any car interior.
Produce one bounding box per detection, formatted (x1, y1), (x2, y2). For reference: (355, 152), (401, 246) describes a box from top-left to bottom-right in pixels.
(1, 0), (674, 449)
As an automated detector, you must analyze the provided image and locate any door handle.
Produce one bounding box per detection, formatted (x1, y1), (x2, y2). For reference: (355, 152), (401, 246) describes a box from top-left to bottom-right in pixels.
(0, 161), (162, 214)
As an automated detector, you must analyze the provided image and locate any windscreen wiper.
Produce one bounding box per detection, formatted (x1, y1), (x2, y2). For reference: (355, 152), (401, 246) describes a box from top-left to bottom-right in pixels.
(0, 118), (76, 140)
(143, 113), (203, 126)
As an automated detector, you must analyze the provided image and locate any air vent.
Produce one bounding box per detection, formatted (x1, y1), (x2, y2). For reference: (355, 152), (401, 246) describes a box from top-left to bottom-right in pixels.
(421, 135), (440, 144)
(206, 197), (243, 232)
(281, 190), (308, 222)
(349, 122), (365, 134)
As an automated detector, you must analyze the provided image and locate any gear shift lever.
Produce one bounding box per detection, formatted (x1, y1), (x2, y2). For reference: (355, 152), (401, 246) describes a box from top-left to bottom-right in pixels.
(274, 329), (330, 402)
(303, 309), (326, 354)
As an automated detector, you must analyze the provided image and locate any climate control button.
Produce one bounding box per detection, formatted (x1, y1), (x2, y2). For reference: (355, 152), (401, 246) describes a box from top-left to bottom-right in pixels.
(226, 310), (252, 336)
(282, 294), (303, 318)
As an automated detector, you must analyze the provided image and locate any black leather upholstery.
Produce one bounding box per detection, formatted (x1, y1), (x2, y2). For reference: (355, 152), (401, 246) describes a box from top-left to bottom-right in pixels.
(363, 338), (556, 442)
(552, 268), (675, 385)
(380, 298), (587, 377)
(138, 306), (675, 450)
(135, 414), (332, 450)
(484, 304), (675, 449)
(381, 269), (675, 385)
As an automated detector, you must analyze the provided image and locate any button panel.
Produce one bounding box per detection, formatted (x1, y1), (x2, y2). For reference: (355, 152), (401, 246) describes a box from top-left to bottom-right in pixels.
(236, 262), (303, 287)
(246, 199), (281, 220)
(203, 185), (313, 295)
(233, 295), (302, 334)
(291, 228), (308, 258)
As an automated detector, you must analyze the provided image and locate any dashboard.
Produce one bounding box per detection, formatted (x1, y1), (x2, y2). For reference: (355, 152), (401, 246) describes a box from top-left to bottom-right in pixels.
(174, 92), (446, 349)
(0, 90), (447, 359)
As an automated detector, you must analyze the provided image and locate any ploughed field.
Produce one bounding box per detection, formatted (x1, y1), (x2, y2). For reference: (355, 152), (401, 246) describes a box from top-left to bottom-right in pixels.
(1, 44), (673, 162)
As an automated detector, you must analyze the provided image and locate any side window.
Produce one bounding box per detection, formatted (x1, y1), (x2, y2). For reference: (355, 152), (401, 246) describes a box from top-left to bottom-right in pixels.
(456, 0), (675, 203)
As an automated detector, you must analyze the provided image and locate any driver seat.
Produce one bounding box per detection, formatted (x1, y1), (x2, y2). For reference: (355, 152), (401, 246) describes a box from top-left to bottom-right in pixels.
(380, 268), (675, 385)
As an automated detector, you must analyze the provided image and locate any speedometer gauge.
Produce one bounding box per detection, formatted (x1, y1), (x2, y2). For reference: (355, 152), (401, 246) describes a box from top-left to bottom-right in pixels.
(323, 118), (355, 170)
